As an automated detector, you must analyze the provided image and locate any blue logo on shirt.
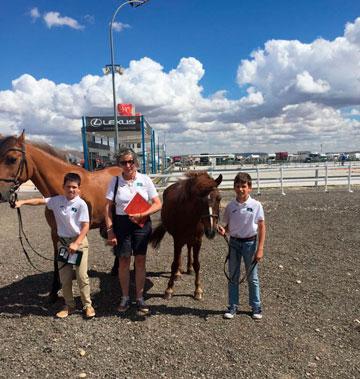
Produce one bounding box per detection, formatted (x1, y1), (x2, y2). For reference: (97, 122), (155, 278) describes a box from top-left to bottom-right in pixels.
(246, 207), (253, 212)
(71, 207), (78, 213)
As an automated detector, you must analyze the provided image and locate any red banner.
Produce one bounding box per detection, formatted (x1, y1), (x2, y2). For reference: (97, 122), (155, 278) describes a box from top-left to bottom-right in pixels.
(117, 103), (133, 116)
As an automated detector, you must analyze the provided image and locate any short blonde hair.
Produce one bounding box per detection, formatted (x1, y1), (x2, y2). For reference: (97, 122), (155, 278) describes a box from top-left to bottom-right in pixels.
(115, 148), (139, 167)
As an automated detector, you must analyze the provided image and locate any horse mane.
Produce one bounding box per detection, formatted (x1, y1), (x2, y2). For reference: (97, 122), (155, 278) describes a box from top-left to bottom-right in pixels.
(178, 171), (217, 202)
(0, 135), (68, 162)
(30, 141), (69, 162)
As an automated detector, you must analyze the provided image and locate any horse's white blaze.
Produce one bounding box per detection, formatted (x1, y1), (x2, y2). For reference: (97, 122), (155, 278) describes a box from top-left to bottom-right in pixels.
(209, 206), (213, 229)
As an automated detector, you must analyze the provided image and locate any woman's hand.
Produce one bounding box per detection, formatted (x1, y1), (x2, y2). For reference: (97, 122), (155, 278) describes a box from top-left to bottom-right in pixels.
(217, 225), (226, 236)
(129, 213), (145, 224)
(107, 229), (117, 246)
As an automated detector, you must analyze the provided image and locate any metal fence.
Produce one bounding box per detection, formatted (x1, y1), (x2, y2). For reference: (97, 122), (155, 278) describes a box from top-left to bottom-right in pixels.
(149, 162), (360, 194)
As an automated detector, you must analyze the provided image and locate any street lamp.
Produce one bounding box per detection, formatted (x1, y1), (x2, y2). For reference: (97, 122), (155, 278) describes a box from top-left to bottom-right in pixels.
(108, 0), (149, 154)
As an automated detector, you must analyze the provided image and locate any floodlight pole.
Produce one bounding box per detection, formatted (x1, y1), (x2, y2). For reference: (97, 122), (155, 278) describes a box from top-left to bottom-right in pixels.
(109, 0), (149, 153)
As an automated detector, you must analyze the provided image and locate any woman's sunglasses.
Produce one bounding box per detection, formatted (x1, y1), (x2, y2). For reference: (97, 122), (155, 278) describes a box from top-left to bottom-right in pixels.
(119, 160), (135, 166)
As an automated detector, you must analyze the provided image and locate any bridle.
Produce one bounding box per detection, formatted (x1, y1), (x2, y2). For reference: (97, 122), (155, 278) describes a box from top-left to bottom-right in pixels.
(200, 212), (219, 220)
(0, 145), (27, 207)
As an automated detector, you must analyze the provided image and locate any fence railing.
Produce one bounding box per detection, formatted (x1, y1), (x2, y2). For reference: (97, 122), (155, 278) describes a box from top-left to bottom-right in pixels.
(149, 162), (360, 194)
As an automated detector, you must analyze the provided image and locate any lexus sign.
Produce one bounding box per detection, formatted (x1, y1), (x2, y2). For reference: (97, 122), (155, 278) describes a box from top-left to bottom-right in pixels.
(85, 116), (141, 131)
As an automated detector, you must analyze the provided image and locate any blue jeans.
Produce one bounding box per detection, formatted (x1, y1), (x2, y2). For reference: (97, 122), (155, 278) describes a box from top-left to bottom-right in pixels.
(228, 237), (261, 311)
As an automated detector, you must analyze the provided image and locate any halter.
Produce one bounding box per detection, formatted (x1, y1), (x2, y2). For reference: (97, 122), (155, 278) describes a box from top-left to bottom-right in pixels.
(200, 212), (219, 219)
(0, 145), (27, 207)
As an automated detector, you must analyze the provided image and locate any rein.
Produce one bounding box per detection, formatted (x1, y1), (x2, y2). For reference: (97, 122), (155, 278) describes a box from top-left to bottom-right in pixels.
(10, 191), (66, 273)
(222, 234), (258, 285)
(0, 144), (64, 272)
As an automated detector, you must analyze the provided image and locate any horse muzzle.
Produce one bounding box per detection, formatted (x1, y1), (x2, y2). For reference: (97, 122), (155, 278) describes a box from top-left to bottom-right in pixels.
(0, 184), (15, 203)
(204, 228), (216, 239)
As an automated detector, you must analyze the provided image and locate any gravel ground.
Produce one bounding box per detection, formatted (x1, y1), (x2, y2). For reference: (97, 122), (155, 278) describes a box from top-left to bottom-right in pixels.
(0, 188), (359, 379)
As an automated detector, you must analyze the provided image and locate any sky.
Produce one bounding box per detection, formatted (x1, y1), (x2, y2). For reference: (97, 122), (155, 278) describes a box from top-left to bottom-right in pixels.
(1, 0), (360, 155)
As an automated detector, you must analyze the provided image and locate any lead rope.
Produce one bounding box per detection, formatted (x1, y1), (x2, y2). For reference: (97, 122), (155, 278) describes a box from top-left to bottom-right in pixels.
(222, 234), (258, 285)
(10, 192), (66, 272)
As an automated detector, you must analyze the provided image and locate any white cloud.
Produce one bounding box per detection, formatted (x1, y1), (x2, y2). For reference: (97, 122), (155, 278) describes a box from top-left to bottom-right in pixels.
(295, 71), (330, 94)
(43, 11), (84, 30)
(112, 21), (130, 32)
(2, 17), (360, 154)
(30, 7), (40, 21)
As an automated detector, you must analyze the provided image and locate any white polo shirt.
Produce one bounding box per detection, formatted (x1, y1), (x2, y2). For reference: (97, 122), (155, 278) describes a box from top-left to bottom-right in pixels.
(45, 195), (90, 238)
(222, 195), (264, 239)
(106, 172), (158, 215)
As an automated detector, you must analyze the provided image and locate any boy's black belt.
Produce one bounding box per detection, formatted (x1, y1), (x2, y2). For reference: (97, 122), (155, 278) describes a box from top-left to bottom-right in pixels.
(231, 235), (257, 242)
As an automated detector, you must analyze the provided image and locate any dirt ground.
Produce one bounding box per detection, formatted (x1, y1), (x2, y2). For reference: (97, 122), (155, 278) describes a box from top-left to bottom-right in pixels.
(0, 187), (359, 379)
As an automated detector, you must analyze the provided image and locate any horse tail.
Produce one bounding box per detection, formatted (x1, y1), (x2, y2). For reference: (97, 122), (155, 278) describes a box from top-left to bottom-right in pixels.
(150, 223), (167, 249)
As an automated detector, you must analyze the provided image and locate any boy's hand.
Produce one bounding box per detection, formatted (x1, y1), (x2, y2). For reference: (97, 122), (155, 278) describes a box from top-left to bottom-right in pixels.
(14, 200), (22, 208)
(217, 225), (226, 236)
(69, 242), (80, 254)
(254, 247), (264, 262)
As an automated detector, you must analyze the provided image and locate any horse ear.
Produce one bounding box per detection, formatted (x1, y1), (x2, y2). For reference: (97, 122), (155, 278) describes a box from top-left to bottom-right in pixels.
(214, 174), (222, 187)
(18, 130), (26, 144)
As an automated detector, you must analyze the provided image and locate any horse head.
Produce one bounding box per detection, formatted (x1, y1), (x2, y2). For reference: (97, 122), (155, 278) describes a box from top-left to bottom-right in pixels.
(0, 132), (29, 203)
(198, 173), (222, 239)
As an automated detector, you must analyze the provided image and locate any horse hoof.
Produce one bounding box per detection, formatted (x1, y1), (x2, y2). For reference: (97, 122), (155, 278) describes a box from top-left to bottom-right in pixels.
(164, 291), (173, 300)
(186, 269), (193, 275)
(174, 274), (182, 281)
(194, 292), (203, 301)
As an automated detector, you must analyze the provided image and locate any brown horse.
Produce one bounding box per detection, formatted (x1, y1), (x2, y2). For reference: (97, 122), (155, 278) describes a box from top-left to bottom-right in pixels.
(0, 132), (121, 301)
(150, 172), (222, 300)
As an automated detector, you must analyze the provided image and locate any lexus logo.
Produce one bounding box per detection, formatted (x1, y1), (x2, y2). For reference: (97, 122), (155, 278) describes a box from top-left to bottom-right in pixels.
(89, 118), (136, 127)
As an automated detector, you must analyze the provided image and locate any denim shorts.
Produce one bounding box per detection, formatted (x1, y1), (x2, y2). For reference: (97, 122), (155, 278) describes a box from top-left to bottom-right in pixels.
(113, 215), (152, 257)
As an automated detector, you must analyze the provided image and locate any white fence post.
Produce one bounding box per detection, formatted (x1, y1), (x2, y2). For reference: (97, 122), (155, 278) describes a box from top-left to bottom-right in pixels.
(324, 163), (328, 192)
(348, 162), (353, 193)
(256, 167), (261, 195)
(280, 166), (286, 195)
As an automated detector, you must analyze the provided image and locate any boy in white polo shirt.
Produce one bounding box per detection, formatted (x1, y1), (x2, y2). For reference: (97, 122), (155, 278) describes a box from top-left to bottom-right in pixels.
(15, 172), (95, 319)
(218, 172), (266, 320)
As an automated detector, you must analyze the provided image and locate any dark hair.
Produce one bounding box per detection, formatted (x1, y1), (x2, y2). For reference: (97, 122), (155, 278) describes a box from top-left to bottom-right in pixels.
(63, 172), (81, 186)
(234, 172), (252, 188)
(115, 147), (139, 167)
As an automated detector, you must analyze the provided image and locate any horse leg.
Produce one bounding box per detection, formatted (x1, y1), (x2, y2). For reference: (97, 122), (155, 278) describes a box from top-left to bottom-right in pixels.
(186, 243), (193, 275)
(174, 253), (182, 281)
(49, 232), (61, 303)
(192, 241), (203, 300)
(165, 241), (183, 300)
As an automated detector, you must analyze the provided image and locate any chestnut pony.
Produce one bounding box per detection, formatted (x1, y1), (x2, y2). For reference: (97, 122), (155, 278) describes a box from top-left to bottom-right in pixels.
(150, 172), (222, 300)
(0, 132), (120, 301)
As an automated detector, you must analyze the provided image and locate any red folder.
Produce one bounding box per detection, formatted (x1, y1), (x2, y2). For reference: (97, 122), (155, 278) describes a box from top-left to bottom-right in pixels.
(124, 192), (151, 227)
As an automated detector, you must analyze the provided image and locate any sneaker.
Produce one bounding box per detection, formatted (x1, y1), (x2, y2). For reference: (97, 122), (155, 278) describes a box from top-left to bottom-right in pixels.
(84, 305), (96, 319)
(117, 297), (130, 313)
(56, 305), (75, 319)
(136, 298), (150, 315)
(252, 308), (263, 320)
(223, 305), (237, 319)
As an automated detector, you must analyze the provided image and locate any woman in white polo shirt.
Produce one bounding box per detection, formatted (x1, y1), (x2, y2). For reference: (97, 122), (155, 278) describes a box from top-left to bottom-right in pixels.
(105, 148), (161, 315)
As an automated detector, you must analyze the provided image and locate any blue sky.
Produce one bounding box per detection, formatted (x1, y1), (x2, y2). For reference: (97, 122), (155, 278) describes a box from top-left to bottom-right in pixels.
(1, 0), (360, 154)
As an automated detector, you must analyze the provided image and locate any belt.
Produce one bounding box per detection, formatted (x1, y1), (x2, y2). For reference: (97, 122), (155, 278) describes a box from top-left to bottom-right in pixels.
(231, 235), (257, 242)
